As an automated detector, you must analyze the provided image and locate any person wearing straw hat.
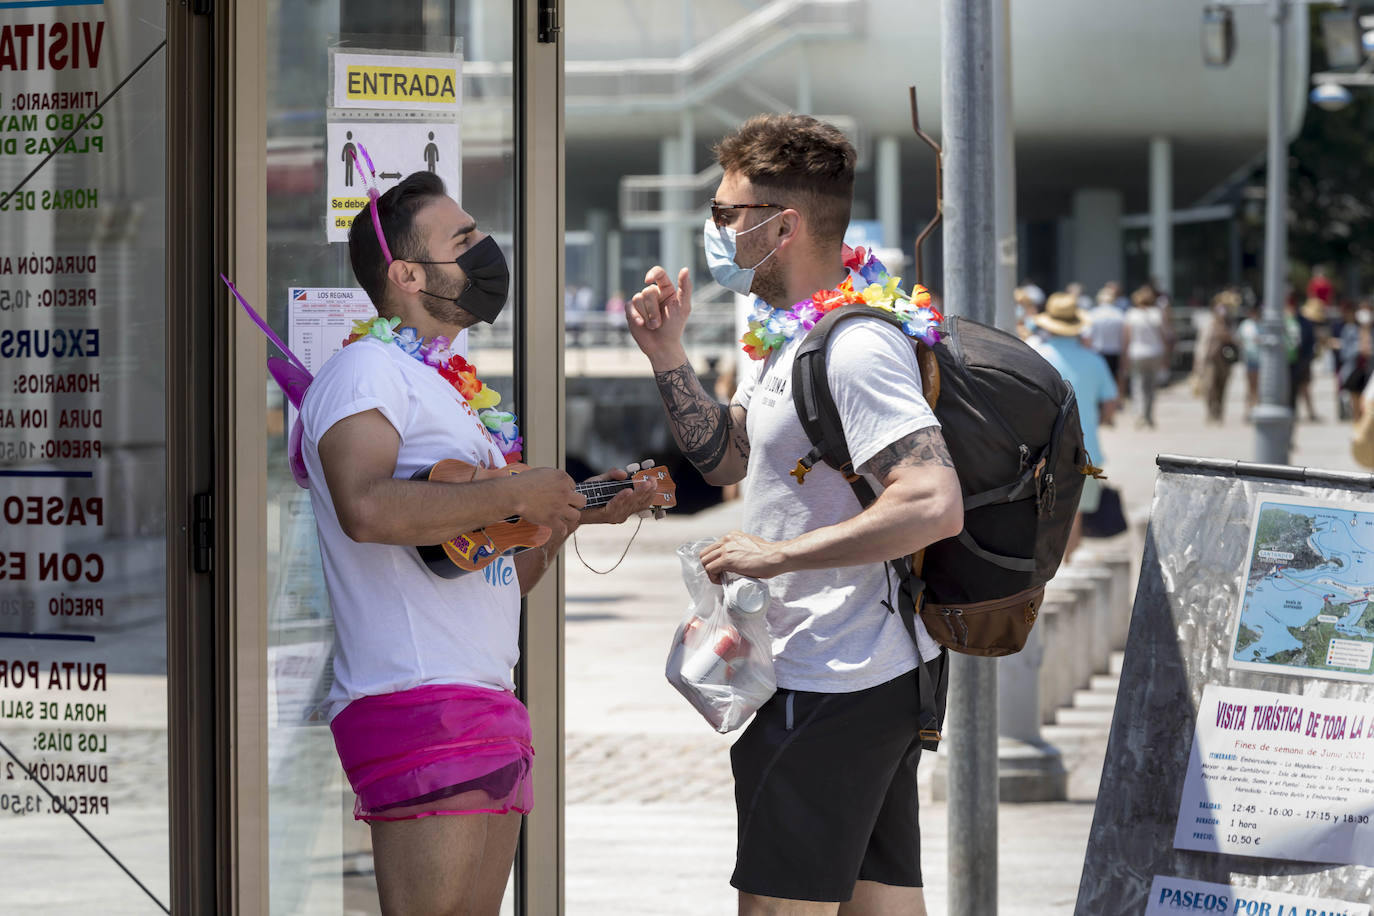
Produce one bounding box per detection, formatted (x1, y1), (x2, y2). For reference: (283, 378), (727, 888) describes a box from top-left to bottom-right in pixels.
(1033, 293), (1119, 559)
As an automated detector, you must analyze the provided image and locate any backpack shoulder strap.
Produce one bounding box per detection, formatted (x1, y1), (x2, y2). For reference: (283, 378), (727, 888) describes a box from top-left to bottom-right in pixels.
(789, 304), (946, 750)
(790, 305), (935, 483)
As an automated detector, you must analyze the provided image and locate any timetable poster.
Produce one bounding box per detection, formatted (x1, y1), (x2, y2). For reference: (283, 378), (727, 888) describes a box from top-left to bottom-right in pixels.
(1175, 684), (1374, 866)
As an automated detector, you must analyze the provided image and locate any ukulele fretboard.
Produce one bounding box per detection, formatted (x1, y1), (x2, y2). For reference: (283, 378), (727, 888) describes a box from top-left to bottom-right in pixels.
(575, 479), (635, 510)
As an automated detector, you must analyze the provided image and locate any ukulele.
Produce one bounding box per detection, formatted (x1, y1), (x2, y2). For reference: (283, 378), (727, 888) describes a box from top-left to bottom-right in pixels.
(411, 459), (677, 578)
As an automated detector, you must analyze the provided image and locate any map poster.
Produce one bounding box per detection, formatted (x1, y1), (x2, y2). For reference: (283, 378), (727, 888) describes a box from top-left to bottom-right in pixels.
(1174, 684), (1374, 867)
(1145, 875), (1369, 916)
(1230, 495), (1374, 683)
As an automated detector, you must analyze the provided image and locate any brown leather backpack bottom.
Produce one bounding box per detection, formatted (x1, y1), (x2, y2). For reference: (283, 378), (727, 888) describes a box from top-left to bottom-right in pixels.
(919, 585), (1044, 657)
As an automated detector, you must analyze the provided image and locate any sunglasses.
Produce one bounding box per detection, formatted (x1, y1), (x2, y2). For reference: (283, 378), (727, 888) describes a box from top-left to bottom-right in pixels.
(710, 199), (782, 228)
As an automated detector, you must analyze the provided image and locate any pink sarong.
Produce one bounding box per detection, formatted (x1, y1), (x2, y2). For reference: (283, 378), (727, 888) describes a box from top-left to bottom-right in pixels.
(330, 684), (534, 821)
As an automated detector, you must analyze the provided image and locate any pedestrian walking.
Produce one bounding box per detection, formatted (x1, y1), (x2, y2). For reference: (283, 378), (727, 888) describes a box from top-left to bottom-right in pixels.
(1238, 302), (1262, 419)
(1197, 290), (1239, 423)
(1030, 293), (1118, 560)
(1121, 285), (1167, 428)
(1290, 293), (1322, 422)
(1334, 300), (1372, 421)
(1087, 283), (1125, 381)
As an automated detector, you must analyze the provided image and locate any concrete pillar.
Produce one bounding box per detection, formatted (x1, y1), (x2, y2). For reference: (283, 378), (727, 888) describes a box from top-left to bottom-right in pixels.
(876, 136), (901, 251)
(586, 208), (609, 307)
(1071, 188), (1123, 293)
(998, 617), (1043, 743)
(659, 137), (682, 273)
(1150, 136), (1173, 294)
(1056, 218), (1075, 291)
(606, 229), (622, 300)
(796, 53), (813, 114)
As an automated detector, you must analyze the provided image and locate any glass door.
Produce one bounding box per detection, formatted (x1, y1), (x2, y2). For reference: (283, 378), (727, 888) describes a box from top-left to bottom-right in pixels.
(255, 2), (549, 913)
(0, 1), (171, 912)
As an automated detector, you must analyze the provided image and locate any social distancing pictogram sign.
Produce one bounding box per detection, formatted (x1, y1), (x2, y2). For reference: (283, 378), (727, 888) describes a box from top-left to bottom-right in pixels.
(325, 120), (461, 242)
(325, 48), (463, 242)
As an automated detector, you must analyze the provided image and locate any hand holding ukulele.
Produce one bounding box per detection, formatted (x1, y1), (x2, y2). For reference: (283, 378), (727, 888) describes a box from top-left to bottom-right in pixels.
(510, 465), (586, 535)
(413, 460), (677, 577)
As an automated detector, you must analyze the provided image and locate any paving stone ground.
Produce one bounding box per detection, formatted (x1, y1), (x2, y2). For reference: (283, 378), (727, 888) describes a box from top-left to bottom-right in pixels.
(564, 363), (1361, 915)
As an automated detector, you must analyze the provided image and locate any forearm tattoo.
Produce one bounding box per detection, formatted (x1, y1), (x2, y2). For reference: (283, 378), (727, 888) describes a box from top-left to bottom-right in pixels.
(866, 426), (955, 480)
(728, 404), (751, 465)
(653, 362), (742, 473)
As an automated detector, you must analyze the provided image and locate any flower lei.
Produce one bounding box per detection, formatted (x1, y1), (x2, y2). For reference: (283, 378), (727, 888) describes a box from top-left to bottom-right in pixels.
(740, 245), (943, 360)
(343, 316), (523, 462)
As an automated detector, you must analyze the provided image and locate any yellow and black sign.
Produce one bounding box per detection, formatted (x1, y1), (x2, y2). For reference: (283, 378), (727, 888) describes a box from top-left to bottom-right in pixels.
(343, 65), (457, 105)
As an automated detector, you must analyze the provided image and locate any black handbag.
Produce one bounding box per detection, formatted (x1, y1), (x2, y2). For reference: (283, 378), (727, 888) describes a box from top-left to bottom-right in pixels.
(1081, 485), (1128, 538)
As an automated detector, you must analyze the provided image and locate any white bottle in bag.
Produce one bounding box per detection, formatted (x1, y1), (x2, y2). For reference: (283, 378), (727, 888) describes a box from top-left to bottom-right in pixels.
(724, 576), (768, 618)
(679, 576), (769, 685)
(678, 623), (742, 685)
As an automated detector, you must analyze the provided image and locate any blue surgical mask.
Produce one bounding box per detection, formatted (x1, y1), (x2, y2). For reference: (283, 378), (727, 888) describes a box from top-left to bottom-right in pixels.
(702, 214), (781, 296)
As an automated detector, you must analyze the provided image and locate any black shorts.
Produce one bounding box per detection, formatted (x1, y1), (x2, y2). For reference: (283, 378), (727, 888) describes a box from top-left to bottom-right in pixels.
(729, 655), (948, 902)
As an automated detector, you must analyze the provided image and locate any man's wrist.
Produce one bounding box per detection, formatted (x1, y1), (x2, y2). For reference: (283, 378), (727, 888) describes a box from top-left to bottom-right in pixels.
(646, 345), (690, 374)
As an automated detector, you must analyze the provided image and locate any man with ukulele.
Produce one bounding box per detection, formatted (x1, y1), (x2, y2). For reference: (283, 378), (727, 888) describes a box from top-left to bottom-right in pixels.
(627, 115), (964, 915)
(301, 170), (656, 915)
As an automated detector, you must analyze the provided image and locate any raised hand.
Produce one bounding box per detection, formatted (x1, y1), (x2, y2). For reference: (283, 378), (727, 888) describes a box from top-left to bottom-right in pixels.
(628, 266), (693, 368)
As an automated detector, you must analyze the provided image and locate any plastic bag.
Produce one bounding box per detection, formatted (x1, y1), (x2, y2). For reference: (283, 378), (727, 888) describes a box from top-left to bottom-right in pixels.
(665, 538), (777, 733)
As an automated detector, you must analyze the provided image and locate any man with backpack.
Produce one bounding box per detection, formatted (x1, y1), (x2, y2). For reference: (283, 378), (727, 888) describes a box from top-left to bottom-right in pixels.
(625, 114), (964, 915)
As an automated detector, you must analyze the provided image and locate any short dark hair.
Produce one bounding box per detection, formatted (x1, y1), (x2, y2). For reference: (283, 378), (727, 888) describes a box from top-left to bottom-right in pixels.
(714, 114), (856, 246)
(348, 171), (447, 313)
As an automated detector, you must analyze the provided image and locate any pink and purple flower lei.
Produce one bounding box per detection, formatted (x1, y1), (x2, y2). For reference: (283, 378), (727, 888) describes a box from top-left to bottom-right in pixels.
(344, 316), (523, 462)
(740, 245), (943, 360)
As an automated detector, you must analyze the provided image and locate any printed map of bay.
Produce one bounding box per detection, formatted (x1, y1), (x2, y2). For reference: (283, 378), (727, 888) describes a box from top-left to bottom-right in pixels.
(1234, 501), (1374, 676)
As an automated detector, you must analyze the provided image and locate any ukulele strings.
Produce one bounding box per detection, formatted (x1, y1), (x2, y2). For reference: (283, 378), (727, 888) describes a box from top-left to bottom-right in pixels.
(577, 479), (636, 509)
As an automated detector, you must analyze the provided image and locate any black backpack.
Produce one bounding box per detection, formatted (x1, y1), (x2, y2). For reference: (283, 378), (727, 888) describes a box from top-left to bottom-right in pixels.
(791, 307), (1091, 744)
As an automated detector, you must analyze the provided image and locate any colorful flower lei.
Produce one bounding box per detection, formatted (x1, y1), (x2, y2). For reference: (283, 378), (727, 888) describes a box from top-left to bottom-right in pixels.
(740, 245), (942, 360)
(344, 316), (523, 462)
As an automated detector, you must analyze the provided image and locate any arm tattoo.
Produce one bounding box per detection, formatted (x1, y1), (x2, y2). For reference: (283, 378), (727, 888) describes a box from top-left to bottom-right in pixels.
(728, 403), (751, 465)
(865, 426), (955, 480)
(654, 362), (738, 473)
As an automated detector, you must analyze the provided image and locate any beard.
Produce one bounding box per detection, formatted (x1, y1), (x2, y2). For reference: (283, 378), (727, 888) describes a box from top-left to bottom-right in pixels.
(419, 264), (480, 330)
(749, 254), (788, 309)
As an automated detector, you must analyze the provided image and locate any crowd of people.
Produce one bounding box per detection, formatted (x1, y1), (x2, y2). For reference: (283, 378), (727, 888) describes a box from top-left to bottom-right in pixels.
(1016, 269), (1374, 473)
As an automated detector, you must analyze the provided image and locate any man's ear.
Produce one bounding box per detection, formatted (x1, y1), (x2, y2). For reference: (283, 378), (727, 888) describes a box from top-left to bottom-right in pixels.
(386, 258), (424, 294)
(776, 208), (803, 251)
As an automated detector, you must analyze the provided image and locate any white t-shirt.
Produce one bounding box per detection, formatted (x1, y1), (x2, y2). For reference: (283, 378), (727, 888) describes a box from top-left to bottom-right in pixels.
(1125, 307), (1166, 360)
(1087, 303), (1125, 355)
(298, 338), (521, 719)
(735, 315), (943, 693)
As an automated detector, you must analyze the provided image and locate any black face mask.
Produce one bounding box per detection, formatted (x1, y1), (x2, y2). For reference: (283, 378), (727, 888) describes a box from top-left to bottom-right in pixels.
(414, 236), (511, 324)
